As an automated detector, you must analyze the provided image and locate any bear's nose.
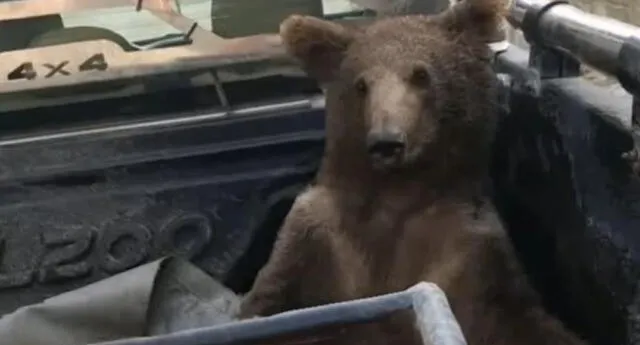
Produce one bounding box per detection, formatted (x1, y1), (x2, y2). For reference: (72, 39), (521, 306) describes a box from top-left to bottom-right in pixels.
(366, 132), (405, 159)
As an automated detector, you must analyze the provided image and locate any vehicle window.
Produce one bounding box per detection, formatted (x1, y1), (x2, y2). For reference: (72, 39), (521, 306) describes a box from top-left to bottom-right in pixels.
(60, 0), (362, 42)
(0, 0), (365, 50)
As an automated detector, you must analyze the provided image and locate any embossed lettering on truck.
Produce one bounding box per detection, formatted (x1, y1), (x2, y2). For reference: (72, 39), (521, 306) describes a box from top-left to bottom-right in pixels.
(6, 53), (109, 81)
(0, 212), (214, 289)
(39, 229), (94, 283)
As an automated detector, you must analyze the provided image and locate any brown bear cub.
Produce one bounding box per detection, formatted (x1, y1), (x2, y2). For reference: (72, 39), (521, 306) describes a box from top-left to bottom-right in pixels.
(238, 1), (588, 344)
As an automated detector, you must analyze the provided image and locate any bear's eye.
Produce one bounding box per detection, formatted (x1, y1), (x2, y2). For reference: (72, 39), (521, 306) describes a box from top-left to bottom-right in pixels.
(354, 78), (368, 96)
(410, 65), (431, 88)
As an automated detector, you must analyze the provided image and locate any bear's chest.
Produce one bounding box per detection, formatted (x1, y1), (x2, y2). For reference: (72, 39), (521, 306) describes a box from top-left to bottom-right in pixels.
(297, 203), (468, 307)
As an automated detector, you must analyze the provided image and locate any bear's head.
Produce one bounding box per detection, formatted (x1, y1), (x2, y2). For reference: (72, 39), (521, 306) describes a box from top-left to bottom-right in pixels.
(280, 0), (504, 179)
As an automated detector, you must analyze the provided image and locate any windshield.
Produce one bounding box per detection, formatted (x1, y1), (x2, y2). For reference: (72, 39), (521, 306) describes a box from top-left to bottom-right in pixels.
(0, 0), (364, 49)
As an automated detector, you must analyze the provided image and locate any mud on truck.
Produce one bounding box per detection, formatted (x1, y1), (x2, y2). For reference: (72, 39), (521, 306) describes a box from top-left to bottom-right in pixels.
(0, 1), (638, 345)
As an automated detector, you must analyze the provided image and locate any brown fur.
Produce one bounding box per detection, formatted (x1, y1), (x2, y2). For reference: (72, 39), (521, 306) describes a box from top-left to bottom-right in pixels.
(238, 1), (587, 345)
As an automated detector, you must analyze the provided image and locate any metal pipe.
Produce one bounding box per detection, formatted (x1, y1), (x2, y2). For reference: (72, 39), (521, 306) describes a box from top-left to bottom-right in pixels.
(508, 0), (640, 77)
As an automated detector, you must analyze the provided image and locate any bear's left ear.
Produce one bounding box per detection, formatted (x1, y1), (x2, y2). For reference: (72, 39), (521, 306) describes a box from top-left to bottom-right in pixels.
(435, 0), (507, 43)
(279, 15), (355, 83)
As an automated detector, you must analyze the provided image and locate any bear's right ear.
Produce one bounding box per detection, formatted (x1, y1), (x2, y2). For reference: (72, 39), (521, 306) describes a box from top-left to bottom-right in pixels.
(279, 15), (355, 83)
(436, 0), (507, 43)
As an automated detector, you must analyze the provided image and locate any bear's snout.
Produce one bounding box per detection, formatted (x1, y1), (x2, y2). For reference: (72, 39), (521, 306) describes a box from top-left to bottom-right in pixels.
(366, 130), (405, 167)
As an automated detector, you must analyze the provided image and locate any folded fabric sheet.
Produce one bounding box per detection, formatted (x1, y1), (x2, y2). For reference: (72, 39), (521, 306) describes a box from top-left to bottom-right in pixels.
(0, 257), (241, 345)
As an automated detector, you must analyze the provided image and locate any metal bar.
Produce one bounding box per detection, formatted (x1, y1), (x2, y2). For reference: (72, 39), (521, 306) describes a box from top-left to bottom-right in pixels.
(146, 9), (223, 46)
(508, 0), (640, 90)
(95, 282), (466, 345)
(99, 290), (414, 345)
(211, 71), (230, 108)
(136, 0), (224, 45)
(0, 96), (325, 147)
(410, 283), (468, 345)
